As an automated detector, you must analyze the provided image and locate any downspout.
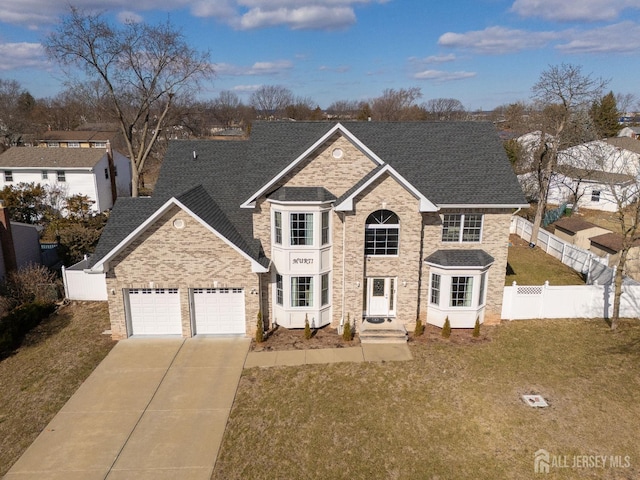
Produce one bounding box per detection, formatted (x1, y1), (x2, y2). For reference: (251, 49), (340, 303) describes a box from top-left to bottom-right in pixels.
(340, 212), (346, 324)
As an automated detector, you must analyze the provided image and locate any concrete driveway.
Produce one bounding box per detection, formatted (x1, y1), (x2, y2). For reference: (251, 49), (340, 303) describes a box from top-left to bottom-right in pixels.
(4, 336), (250, 480)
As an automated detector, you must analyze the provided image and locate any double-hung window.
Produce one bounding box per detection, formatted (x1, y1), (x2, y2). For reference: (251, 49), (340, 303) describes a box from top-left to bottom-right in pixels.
(442, 214), (483, 242)
(321, 211), (330, 245)
(57, 170), (66, 182)
(430, 273), (441, 305)
(274, 211), (282, 244)
(4, 171), (13, 182)
(321, 273), (329, 306)
(290, 213), (313, 246)
(276, 274), (283, 305)
(450, 276), (473, 307)
(291, 276), (313, 307)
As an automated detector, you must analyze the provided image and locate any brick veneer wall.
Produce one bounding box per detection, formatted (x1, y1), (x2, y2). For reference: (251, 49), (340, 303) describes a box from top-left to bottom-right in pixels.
(106, 205), (260, 339)
(252, 134), (514, 331)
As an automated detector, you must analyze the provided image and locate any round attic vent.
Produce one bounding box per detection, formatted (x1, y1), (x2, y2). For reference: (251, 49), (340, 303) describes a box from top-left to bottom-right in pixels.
(332, 148), (344, 159)
(173, 219), (186, 229)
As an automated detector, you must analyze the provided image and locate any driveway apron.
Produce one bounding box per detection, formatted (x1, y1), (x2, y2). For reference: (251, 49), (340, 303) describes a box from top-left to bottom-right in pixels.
(4, 336), (250, 480)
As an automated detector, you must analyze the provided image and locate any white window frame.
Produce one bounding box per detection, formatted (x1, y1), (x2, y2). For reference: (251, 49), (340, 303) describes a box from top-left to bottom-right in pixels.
(274, 211), (282, 245)
(365, 210), (400, 256)
(68, 142), (80, 148)
(291, 276), (313, 307)
(290, 212), (314, 246)
(591, 190), (601, 202)
(4, 170), (13, 182)
(450, 276), (474, 307)
(57, 170), (66, 182)
(442, 213), (483, 243)
(430, 273), (441, 305)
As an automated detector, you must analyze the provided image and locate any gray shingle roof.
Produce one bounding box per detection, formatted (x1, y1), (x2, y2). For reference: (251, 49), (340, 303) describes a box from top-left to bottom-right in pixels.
(91, 121), (526, 268)
(424, 249), (495, 267)
(0, 146), (107, 169)
(267, 186), (336, 203)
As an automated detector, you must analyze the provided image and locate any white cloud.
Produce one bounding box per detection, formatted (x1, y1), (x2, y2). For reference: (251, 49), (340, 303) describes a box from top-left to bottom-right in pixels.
(117, 10), (144, 24)
(556, 22), (640, 54)
(0, 0), (386, 31)
(438, 26), (559, 54)
(413, 69), (476, 82)
(319, 64), (350, 73)
(232, 84), (262, 93)
(215, 60), (293, 76)
(236, 6), (356, 30)
(510, 0), (640, 22)
(0, 42), (45, 71)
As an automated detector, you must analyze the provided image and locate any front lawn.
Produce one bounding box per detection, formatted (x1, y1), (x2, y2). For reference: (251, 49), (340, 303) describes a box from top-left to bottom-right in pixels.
(214, 319), (640, 479)
(0, 302), (115, 476)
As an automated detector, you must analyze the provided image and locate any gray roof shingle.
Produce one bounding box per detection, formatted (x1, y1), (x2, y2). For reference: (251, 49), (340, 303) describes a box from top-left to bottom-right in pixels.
(91, 121), (526, 268)
(424, 249), (495, 267)
(0, 146), (107, 169)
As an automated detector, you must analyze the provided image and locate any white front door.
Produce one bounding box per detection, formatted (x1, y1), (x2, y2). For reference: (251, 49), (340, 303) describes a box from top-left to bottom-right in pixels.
(367, 277), (396, 317)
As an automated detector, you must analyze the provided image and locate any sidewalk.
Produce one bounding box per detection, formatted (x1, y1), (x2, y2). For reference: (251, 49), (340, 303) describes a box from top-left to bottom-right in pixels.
(245, 343), (412, 368)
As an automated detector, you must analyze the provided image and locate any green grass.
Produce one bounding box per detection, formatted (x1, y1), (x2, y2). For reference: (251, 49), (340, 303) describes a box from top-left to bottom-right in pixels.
(0, 302), (115, 476)
(214, 320), (640, 479)
(506, 235), (585, 286)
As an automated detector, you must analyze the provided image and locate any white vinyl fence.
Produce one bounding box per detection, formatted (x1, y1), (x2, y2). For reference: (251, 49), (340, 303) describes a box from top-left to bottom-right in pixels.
(503, 216), (640, 320)
(62, 258), (107, 301)
(502, 281), (640, 320)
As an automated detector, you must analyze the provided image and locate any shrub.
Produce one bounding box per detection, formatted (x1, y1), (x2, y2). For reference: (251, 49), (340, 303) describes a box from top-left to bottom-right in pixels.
(0, 264), (58, 313)
(442, 317), (451, 339)
(0, 302), (56, 357)
(342, 313), (352, 341)
(414, 318), (425, 337)
(473, 317), (480, 338)
(304, 314), (312, 340)
(255, 311), (264, 343)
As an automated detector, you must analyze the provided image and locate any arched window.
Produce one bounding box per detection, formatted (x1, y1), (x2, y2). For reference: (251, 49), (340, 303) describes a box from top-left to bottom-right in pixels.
(365, 210), (399, 255)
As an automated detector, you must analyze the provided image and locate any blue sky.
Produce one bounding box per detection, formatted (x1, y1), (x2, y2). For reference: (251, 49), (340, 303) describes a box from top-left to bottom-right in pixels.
(0, 0), (639, 110)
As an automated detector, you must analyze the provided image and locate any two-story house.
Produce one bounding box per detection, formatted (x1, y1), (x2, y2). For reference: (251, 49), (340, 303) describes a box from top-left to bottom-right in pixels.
(87, 122), (527, 340)
(0, 146), (131, 214)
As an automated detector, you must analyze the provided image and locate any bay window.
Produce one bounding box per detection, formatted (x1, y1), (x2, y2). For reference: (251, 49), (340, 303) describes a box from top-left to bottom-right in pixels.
(290, 213), (314, 246)
(291, 276), (313, 307)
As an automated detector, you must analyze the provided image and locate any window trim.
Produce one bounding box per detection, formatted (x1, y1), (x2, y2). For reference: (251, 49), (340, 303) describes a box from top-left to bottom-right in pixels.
(42, 170), (48, 180)
(291, 276), (313, 307)
(57, 170), (66, 182)
(321, 273), (329, 306)
(4, 170), (13, 182)
(430, 273), (441, 305)
(591, 190), (601, 202)
(321, 211), (330, 245)
(276, 274), (283, 306)
(365, 209), (400, 256)
(274, 211), (282, 245)
(450, 276), (474, 307)
(442, 213), (483, 243)
(290, 212), (314, 247)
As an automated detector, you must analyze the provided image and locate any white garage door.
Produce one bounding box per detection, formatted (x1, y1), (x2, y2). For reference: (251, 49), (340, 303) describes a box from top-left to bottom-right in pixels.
(128, 288), (182, 335)
(193, 288), (246, 335)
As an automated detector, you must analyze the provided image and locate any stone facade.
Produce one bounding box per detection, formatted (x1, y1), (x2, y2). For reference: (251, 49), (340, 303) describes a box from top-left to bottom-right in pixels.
(106, 205), (260, 340)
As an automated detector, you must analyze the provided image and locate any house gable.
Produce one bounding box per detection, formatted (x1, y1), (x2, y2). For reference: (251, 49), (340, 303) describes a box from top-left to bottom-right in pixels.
(91, 195), (268, 274)
(242, 123), (383, 208)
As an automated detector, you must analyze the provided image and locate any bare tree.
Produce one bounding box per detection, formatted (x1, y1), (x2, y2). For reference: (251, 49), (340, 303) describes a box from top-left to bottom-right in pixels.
(588, 146), (640, 329)
(249, 85), (294, 120)
(423, 98), (467, 121)
(370, 87), (424, 121)
(212, 91), (242, 128)
(615, 93), (636, 117)
(45, 6), (214, 197)
(528, 64), (607, 245)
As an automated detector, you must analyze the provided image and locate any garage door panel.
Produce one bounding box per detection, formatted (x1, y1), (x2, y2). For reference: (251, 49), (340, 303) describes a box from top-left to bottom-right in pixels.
(129, 288), (182, 335)
(193, 288), (245, 335)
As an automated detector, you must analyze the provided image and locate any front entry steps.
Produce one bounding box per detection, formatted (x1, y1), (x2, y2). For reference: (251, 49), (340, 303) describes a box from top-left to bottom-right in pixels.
(359, 317), (408, 344)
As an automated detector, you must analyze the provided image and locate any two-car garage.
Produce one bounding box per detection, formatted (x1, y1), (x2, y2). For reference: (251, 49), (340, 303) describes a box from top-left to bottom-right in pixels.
(126, 287), (246, 336)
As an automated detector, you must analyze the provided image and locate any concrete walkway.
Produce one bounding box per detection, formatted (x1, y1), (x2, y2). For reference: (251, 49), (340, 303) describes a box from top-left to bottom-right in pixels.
(245, 343), (412, 368)
(5, 337), (250, 480)
(5, 338), (411, 480)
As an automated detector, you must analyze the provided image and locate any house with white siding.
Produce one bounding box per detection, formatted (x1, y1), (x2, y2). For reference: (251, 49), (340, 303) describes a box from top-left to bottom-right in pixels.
(0, 146), (131, 214)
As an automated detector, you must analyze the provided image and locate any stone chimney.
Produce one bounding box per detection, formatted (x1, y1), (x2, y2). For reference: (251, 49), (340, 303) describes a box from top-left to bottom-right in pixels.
(0, 201), (17, 274)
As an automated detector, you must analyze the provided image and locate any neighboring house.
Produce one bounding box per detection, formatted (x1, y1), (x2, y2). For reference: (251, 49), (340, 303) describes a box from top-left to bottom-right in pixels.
(0, 146), (131, 213)
(518, 139), (640, 212)
(552, 217), (611, 250)
(39, 130), (125, 152)
(589, 232), (640, 281)
(617, 126), (640, 139)
(0, 203), (42, 279)
(87, 121), (527, 340)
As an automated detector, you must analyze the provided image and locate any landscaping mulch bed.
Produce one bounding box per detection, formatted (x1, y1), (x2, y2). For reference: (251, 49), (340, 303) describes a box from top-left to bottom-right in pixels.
(251, 325), (360, 351)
